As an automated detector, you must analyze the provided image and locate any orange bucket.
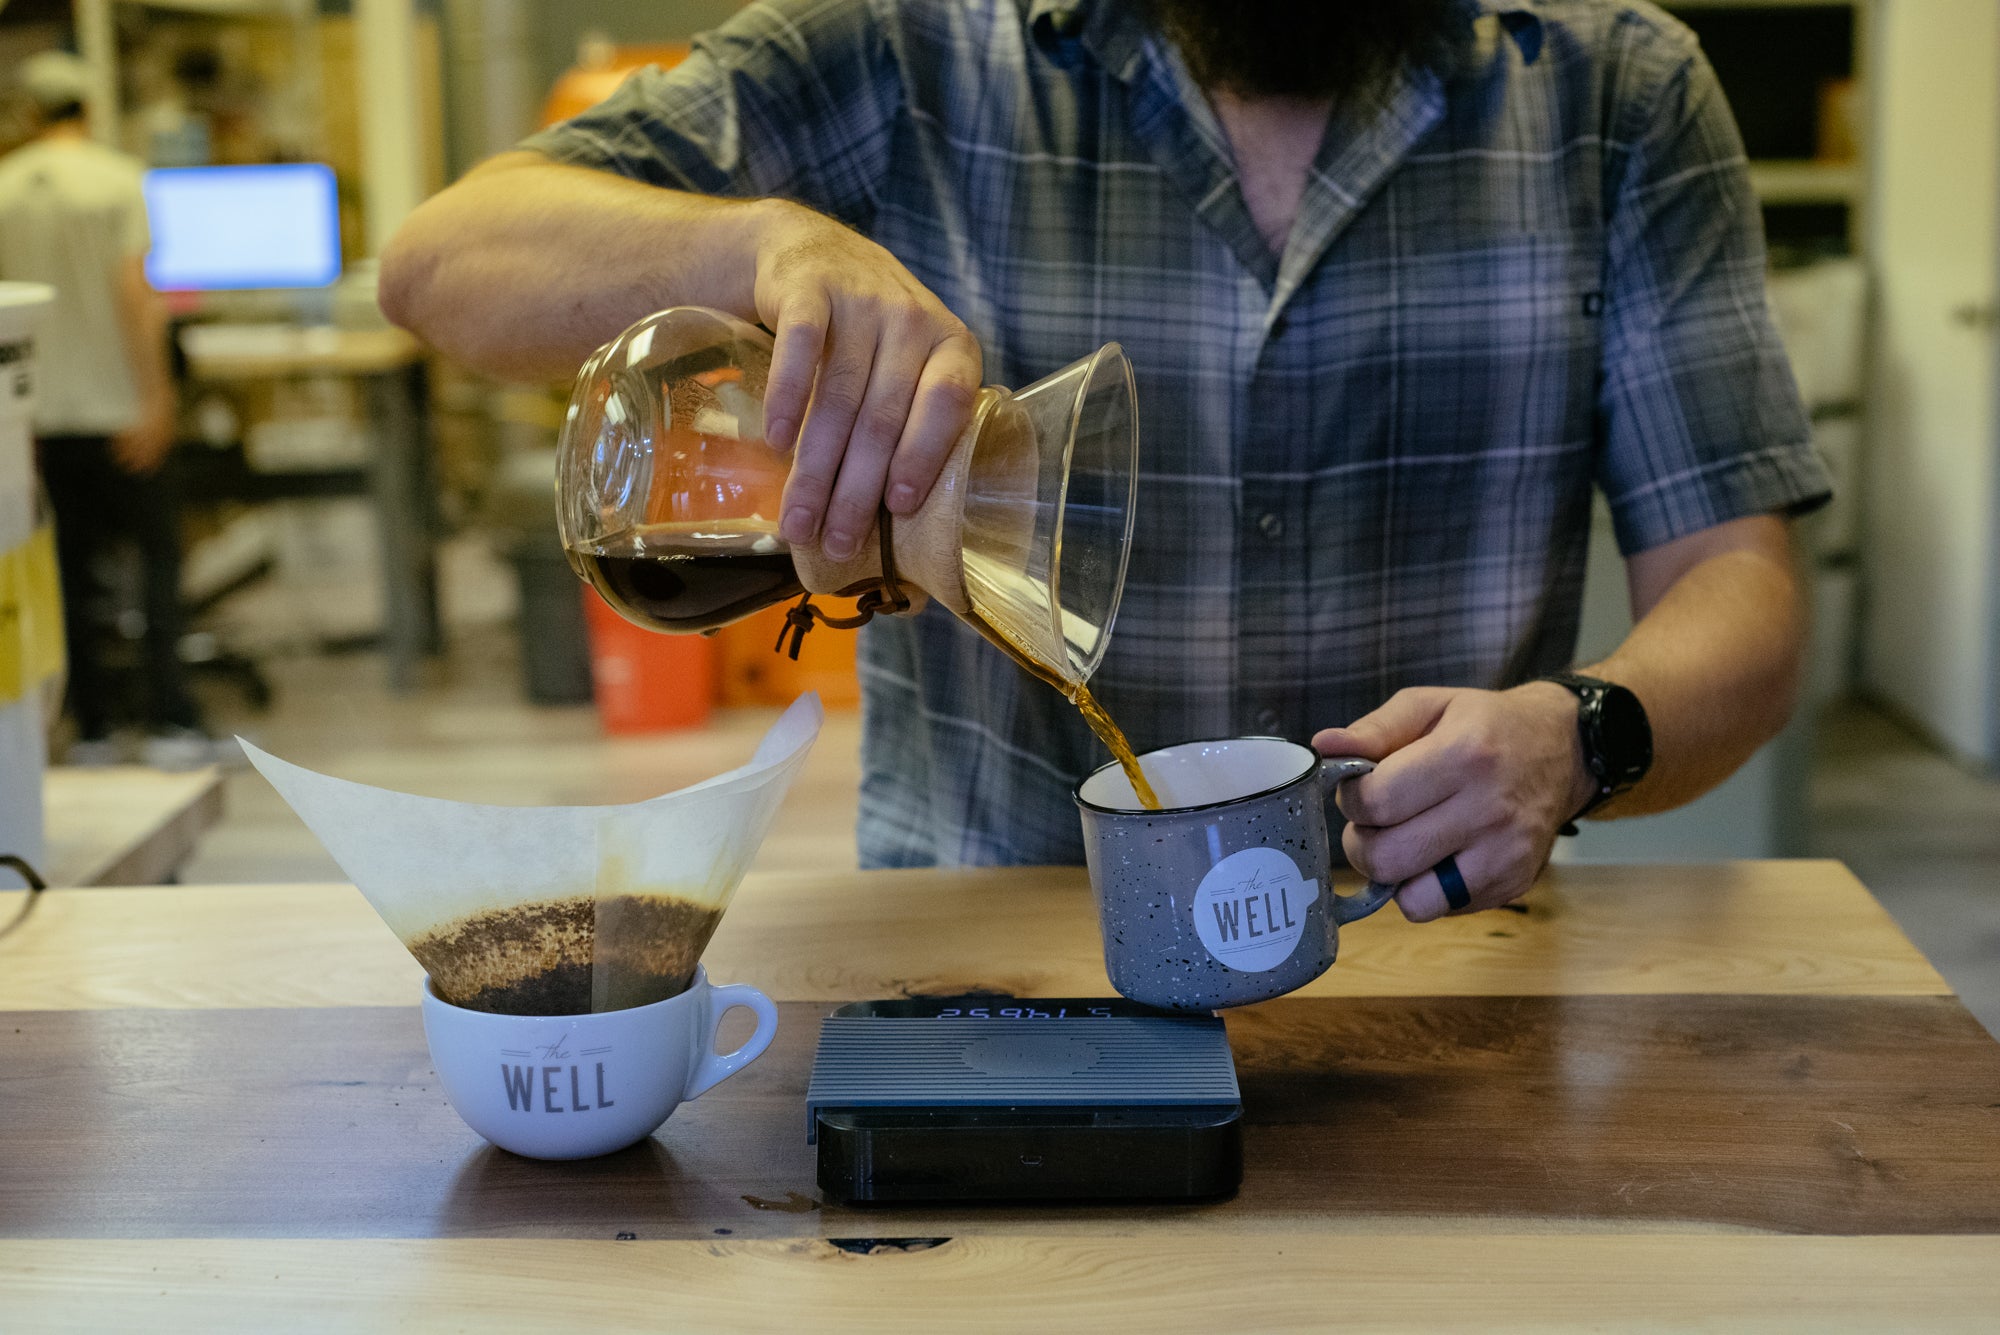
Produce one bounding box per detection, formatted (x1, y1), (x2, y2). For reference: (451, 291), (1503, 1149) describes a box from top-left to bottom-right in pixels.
(717, 601), (862, 709)
(582, 591), (718, 733)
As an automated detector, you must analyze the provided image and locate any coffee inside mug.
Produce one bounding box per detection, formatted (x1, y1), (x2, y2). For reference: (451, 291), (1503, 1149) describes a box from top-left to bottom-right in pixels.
(1077, 736), (1318, 813)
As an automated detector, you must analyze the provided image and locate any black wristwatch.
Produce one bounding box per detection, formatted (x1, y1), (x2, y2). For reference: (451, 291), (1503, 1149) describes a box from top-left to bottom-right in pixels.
(1538, 672), (1653, 830)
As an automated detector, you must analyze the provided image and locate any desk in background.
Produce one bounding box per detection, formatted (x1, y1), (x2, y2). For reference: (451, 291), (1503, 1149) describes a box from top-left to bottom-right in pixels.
(2, 861), (1996, 1330)
(180, 325), (441, 691)
(40, 764), (224, 886)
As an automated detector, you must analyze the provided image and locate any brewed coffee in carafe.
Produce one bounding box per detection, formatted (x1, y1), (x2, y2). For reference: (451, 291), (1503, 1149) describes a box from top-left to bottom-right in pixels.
(557, 306), (1158, 806)
(572, 521), (803, 634)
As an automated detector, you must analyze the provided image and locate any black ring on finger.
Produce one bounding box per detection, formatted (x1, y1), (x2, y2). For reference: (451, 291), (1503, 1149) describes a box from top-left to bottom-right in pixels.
(1435, 854), (1472, 912)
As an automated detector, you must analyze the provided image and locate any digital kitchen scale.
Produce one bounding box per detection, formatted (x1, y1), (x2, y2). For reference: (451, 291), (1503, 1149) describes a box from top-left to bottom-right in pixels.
(806, 997), (1242, 1204)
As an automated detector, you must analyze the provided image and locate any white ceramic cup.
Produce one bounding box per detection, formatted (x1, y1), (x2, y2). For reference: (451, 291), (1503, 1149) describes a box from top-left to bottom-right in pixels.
(420, 964), (778, 1160)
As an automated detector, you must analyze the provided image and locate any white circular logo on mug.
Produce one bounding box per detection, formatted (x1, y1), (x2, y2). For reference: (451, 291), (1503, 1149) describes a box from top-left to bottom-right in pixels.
(1192, 846), (1316, 973)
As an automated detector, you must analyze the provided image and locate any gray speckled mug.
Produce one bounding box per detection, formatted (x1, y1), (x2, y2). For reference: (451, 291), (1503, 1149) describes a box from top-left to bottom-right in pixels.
(1075, 737), (1397, 1011)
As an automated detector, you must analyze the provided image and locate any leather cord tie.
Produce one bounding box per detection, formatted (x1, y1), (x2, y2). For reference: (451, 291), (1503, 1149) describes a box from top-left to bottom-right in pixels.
(0, 854), (48, 941)
(774, 506), (913, 660)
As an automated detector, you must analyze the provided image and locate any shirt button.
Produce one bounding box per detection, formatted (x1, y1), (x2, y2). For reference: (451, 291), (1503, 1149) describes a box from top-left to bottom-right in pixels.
(1255, 708), (1283, 734)
(1256, 512), (1284, 540)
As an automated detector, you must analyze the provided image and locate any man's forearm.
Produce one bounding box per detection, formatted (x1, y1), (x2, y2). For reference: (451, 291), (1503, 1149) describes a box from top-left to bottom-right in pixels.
(378, 152), (779, 383)
(1319, 513), (1807, 920)
(1582, 516), (1807, 817)
(116, 256), (173, 412)
(382, 150), (985, 551)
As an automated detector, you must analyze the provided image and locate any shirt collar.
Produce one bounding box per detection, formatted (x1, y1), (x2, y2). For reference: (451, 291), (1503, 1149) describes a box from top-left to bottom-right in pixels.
(1478, 1), (1547, 65)
(1027, 0), (1145, 82)
(1027, 0), (1546, 80)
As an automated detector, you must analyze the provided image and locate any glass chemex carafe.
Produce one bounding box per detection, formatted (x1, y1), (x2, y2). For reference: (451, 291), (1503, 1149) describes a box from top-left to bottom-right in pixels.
(555, 306), (1140, 692)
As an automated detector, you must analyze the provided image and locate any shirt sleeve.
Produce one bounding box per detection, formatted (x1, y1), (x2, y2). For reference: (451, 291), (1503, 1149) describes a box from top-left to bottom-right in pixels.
(517, 0), (903, 231)
(1595, 43), (1831, 556)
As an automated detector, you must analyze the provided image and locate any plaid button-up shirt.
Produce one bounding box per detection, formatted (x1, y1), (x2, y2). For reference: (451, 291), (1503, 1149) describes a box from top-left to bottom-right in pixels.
(525, 0), (1830, 867)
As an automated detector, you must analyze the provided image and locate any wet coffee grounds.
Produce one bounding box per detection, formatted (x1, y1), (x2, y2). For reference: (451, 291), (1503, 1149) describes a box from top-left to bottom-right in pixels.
(411, 892), (723, 1015)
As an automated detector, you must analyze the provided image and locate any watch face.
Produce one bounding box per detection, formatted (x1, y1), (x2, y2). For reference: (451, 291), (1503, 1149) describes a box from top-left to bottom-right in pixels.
(1598, 684), (1653, 785)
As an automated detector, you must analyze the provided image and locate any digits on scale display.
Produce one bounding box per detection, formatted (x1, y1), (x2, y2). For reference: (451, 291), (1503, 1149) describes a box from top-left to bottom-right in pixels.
(932, 1006), (1117, 1019)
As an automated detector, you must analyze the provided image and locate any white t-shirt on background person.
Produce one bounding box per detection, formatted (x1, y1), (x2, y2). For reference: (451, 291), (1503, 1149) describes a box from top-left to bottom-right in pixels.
(0, 136), (150, 436)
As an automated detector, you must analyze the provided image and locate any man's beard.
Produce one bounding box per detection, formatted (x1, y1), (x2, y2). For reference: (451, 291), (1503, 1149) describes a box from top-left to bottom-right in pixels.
(1132, 0), (1469, 101)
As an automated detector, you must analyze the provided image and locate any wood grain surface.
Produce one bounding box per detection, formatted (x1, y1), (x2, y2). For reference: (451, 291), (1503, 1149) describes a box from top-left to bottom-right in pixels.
(1, 861), (1994, 1328)
(7, 1234), (2000, 1334)
(0, 861), (1946, 1011)
(41, 766), (226, 888)
(7, 995), (1997, 1241)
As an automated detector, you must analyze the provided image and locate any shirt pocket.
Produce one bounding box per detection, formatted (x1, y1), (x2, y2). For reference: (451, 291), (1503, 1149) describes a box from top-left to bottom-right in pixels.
(1392, 230), (1602, 464)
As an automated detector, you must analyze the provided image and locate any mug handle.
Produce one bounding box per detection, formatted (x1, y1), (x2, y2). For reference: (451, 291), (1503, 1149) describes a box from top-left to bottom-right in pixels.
(683, 982), (779, 1101)
(1315, 757), (1399, 926)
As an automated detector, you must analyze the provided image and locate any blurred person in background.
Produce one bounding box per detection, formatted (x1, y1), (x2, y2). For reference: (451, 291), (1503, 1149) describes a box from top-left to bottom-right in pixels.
(0, 51), (219, 769)
(127, 47), (222, 168)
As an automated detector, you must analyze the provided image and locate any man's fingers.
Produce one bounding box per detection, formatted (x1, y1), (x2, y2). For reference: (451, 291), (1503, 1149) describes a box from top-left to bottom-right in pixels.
(820, 324), (926, 560)
(1334, 730), (1461, 827)
(885, 328), (983, 515)
(1341, 787), (1482, 888)
(763, 288), (831, 454)
(782, 321), (876, 546)
(1393, 868), (1453, 924)
(1388, 831), (1543, 924)
(1314, 686), (1455, 763)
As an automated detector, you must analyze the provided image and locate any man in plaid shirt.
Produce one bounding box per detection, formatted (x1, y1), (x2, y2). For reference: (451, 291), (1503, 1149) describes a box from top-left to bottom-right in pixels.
(383, 0), (1830, 920)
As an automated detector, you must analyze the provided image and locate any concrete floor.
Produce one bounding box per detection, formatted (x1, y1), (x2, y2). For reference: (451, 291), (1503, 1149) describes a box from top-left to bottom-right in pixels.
(1808, 699), (2000, 1036)
(181, 538), (2000, 1037)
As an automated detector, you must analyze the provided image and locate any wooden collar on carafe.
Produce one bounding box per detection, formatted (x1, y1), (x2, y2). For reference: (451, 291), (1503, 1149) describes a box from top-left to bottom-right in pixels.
(774, 507), (912, 659)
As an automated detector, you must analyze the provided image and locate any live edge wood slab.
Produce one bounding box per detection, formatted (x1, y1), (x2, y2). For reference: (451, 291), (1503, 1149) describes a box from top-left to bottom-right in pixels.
(2, 862), (1998, 1332)
(6, 996), (1999, 1241)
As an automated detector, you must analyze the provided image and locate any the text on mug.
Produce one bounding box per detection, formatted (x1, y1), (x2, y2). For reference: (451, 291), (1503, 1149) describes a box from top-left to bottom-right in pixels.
(1191, 846), (1314, 973)
(502, 1062), (616, 1113)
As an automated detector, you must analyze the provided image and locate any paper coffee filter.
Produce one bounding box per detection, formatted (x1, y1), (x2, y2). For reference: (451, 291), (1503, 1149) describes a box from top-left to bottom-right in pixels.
(588, 742), (805, 1012)
(241, 694), (823, 1013)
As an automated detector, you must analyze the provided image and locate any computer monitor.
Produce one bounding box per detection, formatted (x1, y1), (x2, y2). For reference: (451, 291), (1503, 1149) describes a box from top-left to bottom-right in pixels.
(143, 163), (342, 292)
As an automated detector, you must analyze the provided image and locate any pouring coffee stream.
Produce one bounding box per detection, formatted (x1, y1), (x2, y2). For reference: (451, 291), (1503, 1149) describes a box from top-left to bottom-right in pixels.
(557, 306), (1162, 809)
(966, 603), (1163, 812)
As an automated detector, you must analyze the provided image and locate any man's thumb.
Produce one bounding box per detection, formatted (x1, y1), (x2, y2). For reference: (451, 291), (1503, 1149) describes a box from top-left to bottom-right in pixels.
(1313, 687), (1454, 762)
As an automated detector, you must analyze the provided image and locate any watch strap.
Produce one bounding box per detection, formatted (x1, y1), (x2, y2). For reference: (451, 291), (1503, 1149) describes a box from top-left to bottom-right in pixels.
(1538, 671), (1634, 834)
(1540, 670), (1607, 697)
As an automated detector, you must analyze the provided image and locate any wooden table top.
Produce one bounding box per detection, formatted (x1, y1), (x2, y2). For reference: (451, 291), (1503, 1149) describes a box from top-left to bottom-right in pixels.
(40, 765), (225, 887)
(3, 861), (1997, 1332)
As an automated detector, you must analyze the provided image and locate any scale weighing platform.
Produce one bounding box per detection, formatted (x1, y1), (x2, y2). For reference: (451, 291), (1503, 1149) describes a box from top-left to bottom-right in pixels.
(806, 997), (1243, 1204)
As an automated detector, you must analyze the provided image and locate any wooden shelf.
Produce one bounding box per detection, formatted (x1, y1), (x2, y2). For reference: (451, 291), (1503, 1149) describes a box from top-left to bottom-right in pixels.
(1749, 159), (1863, 204)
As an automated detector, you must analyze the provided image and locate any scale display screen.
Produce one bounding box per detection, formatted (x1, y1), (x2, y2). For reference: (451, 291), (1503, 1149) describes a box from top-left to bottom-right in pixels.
(832, 997), (1167, 1022)
(932, 1004), (1116, 1019)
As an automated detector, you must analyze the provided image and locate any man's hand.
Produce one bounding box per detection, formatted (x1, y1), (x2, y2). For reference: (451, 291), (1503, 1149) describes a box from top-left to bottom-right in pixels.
(111, 398), (176, 475)
(752, 201), (984, 561)
(1313, 684), (1596, 922)
(382, 159), (983, 548)
(112, 254), (176, 476)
